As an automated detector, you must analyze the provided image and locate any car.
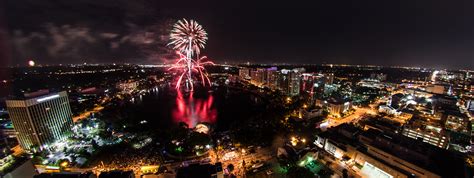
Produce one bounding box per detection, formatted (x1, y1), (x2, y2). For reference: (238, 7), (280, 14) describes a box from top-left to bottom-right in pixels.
(252, 163), (264, 169)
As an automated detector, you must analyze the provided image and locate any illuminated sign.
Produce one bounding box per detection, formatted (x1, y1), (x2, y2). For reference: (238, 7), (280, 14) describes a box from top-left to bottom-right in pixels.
(36, 94), (60, 102)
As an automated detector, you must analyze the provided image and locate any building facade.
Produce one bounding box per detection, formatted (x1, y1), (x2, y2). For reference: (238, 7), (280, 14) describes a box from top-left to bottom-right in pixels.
(250, 68), (266, 86)
(6, 91), (73, 150)
(238, 67), (250, 80)
(328, 99), (352, 117)
(266, 68), (279, 90)
(401, 127), (447, 149)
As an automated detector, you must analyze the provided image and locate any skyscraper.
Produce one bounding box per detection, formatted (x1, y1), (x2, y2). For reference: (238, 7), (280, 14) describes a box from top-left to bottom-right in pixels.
(278, 69), (291, 94)
(238, 67), (250, 80)
(289, 71), (301, 96)
(289, 68), (304, 96)
(250, 68), (266, 86)
(266, 67), (279, 90)
(325, 73), (334, 85)
(6, 91), (73, 151)
(278, 68), (303, 96)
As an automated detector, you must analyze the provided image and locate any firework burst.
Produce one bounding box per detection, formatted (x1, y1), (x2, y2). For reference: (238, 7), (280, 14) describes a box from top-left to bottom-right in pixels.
(168, 19), (208, 58)
(168, 52), (214, 91)
(167, 19), (213, 91)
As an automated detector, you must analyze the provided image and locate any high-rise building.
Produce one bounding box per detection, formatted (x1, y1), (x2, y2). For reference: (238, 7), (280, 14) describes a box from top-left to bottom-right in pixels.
(325, 73), (334, 85)
(466, 99), (474, 112)
(327, 98), (352, 117)
(266, 67), (279, 90)
(250, 68), (266, 86)
(278, 70), (290, 94)
(289, 69), (302, 96)
(6, 91), (73, 150)
(277, 68), (303, 96)
(238, 67), (250, 80)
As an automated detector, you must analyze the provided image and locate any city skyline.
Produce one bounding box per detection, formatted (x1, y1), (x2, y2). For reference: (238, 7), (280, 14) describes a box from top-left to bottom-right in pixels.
(0, 1), (473, 178)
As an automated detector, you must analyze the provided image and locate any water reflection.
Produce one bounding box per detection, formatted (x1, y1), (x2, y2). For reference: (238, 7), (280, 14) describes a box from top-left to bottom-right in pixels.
(172, 90), (217, 127)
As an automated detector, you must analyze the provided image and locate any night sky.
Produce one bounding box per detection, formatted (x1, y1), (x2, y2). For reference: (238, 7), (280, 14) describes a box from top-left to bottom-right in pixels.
(1, 0), (474, 69)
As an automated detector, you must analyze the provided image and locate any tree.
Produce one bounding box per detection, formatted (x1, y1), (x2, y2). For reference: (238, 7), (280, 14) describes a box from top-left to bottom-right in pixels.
(188, 132), (211, 147)
(318, 167), (334, 178)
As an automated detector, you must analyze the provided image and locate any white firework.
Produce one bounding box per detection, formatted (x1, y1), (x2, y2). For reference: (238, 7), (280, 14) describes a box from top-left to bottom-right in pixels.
(168, 19), (208, 58)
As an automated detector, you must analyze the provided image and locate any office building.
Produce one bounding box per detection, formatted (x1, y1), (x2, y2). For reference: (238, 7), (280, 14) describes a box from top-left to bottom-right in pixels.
(325, 73), (334, 85)
(6, 91), (73, 150)
(278, 69), (291, 94)
(389, 93), (404, 109)
(465, 99), (474, 112)
(315, 124), (466, 178)
(288, 70), (301, 96)
(238, 67), (250, 80)
(250, 68), (266, 86)
(327, 98), (352, 117)
(266, 67), (279, 90)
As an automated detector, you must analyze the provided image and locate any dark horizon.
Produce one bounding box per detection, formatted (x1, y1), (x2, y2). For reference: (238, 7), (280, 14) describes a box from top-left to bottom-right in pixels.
(1, 0), (474, 70)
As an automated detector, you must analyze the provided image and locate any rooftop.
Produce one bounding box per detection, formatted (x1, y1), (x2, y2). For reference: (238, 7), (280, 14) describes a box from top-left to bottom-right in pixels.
(322, 124), (467, 178)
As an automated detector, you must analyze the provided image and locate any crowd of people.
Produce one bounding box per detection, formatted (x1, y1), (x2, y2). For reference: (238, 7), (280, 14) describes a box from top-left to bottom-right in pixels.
(92, 145), (163, 175)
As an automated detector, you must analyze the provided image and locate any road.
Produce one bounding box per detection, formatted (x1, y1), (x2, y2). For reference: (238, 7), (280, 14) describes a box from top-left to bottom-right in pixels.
(73, 106), (104, 122)
(328, 106), (376, 128)
(319, 152), (361, 178)
(209, 147), (274, 177)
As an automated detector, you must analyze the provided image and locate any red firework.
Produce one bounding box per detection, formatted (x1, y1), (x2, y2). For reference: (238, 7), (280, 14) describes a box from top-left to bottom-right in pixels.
(167, 19), (213, 91)
(168, 51), (214, 91)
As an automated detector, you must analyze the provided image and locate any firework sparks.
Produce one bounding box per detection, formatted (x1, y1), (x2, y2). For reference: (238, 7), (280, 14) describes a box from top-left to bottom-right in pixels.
(168, 19), (208, 58)
(168, 19), (213, 91)
(168, 52), (213, 91)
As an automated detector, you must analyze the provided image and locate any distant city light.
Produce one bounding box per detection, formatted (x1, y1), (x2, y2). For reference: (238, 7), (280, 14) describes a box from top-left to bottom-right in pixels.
(431, 70), (439, 82)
